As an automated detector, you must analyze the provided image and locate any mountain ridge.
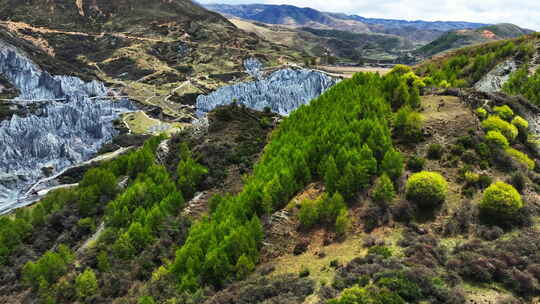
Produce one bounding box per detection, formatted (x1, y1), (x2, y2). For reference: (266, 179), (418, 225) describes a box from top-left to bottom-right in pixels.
(204, 3), (490, 42)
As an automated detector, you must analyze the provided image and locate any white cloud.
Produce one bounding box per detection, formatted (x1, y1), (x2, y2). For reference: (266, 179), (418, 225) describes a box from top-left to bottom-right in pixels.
(198, 0), (540, 30)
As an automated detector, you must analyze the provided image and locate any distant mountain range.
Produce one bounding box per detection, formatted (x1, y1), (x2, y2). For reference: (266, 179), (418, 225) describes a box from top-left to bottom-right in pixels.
(205, 3), (532, 62)
(204, 4), (489, 43)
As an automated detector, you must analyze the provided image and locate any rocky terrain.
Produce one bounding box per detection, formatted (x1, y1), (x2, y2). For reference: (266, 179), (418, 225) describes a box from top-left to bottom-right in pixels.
(196, 61), (338, 116)
(0, 40), (134, 214)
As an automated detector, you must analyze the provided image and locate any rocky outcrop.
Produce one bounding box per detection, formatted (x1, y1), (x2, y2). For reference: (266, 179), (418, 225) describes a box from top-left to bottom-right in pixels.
(0, 42), (134, 214)
(196, 66), (338, 116)
(244, 58), (264, 80)
(474, 59), (518, 93)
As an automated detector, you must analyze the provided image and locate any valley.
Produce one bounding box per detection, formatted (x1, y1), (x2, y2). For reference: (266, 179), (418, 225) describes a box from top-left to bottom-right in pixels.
(0, 1), (539, 304)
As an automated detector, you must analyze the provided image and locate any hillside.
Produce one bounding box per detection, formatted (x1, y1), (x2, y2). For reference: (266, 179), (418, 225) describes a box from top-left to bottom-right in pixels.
(0, 0), (301, 122)
(1, 2), (540, 303)
(205, 3), (488, 43)
(204, 4), (371, 33)
(416, 23), (533, 57)
(229, 18), (413, 63)
(1, 27), (540, 304)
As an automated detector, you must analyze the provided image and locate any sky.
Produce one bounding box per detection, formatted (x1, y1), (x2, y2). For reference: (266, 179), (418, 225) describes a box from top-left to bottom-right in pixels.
(197, 0), (540, 30)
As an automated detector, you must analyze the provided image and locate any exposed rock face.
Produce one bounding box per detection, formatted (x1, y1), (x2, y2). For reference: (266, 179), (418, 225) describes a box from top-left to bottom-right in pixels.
(196, 65), (338, 116)
(474, 59), (518, 93)
(244, 58), (264, 80)
(0, 42), (134, 214)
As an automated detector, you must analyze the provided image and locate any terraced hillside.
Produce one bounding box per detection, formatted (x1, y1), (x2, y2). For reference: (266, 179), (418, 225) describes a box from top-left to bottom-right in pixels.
(0, 0), (302, 122)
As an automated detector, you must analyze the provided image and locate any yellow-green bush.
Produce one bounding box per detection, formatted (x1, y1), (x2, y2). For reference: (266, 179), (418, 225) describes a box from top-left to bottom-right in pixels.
(406, 171), (448, 207)
(475, 108), (488, 119)
(439, 80), (450, 88)
(465, 171), (480, 185)
(512, 116), (529, 131)
(479, 181), (523, 217)
(485, 130), (510, 149)
(505, 148), (535, 170)
(482, 115), (518, 141)
(493, 105), (514, 121)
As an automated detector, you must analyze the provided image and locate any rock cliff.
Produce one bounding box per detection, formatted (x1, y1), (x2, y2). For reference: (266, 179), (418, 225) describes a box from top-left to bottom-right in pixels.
(0, 42), (134, 214)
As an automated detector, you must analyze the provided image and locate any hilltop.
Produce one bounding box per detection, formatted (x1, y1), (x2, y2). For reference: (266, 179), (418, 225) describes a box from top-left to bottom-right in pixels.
(416, 23), (533, 57)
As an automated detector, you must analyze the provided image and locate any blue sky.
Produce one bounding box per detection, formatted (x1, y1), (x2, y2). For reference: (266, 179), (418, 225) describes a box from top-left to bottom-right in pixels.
(198, 0), (540, 30)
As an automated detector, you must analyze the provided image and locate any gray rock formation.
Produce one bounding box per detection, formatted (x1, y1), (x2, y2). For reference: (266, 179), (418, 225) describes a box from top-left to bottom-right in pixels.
(196, 67), (338, 116)
(474, 60), (518, 93)
(0, 43), (134, 214)
(244, 58), (264, 80)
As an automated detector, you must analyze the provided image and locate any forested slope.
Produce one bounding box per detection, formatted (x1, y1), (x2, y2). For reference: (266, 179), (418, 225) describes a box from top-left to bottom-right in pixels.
(2, 34), (540, 304)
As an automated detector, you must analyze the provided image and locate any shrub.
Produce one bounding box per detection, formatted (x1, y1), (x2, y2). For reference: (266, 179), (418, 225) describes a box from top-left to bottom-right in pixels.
(476, 108), (488, 119)
(461, 151), (478, 165)
(427, 144), (444, 160)
(407, 155), (425, 172)
(449, 144), (465, 156)
(75, 268), (98, 300)
(22, 245), (74, 289)
(368, 246), (393, 259)
(372, 174), (396, 205)
(439, 80), (450, 88)
(377, 274), (422, 302)
(77, 218), (95, 232)
(485, 130), (509, 149)
(406, 172), (448, 207)
(298, 199), (320, 229)
(394, 107), (424, 143)
(479, 181), (523, 218)
(505, 148), (535, 170)
(299, 268), (310, 278)
(236, 255), (255, 280)
(509, 172), (527, 193)
(464, 172), (480, 186)
(482, 116), (518, 141)
(328, 285), (405, 304)
(512, 116), (529, 131)
(139, 296), (156, 304)
(493, 105), (514, 121)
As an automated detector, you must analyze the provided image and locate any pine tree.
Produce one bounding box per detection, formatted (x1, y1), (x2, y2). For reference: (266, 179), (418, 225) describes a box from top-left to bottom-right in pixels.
(372, 174), (396, 205)
(235, 254), (255, 280)
(337, 162), (357, 201)
(323, 156), (339, 194)
(392, 82), (410, 109)
(381, 149), (404, 181)
(75, 268), (98, 301)
(335, 209), (350, 237)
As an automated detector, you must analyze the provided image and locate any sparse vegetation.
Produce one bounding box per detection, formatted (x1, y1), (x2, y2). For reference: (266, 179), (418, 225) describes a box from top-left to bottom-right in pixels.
(482, 115), (519, 141)
(485, 130), (510, 149)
